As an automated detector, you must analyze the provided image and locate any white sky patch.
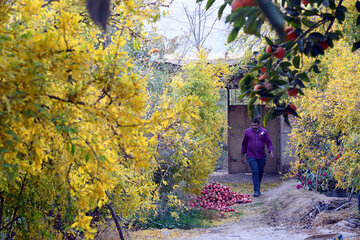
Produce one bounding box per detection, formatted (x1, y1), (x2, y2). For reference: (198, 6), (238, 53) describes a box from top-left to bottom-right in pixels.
(151, 0), (235, 60)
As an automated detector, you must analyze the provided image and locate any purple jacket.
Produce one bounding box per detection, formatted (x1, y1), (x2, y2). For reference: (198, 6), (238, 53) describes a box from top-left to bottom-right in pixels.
(241, 127), (273, 159)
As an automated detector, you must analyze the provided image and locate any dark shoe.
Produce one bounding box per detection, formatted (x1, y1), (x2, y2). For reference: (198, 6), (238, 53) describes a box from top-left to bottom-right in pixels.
(253, 192), (260, 197)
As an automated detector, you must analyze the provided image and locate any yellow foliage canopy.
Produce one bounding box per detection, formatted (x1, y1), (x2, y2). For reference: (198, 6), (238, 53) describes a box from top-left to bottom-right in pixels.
(287, 40), (360, 191)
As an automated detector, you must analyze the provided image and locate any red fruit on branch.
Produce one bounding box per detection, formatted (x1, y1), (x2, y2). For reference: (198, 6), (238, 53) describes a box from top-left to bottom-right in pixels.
(264, 82), (273, 90)
(266, 45), (273, 54)
(286, 29), (298, 41)
(274, 47), (286, 59)
(231, 0), (244, 11)
(260, 97), (269, 102)
(301, 0), (310, 5)
(319, 40), (329, 51)
(242, 0), (255, 6)
(284, 26), (293, 33)
(254, 84), (263, 91)
(287, 88), (299, 97)
(286, 103), (297, 115)
(260, 66), (266, 73)
(259, 74), (266, 80)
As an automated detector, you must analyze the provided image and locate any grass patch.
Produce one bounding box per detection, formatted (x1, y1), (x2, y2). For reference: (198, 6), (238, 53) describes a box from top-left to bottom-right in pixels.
(133, 208), (213, 230)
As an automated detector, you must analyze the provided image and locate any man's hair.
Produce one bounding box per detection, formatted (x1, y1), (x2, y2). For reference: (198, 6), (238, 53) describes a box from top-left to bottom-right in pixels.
(252, 118), (260, 124)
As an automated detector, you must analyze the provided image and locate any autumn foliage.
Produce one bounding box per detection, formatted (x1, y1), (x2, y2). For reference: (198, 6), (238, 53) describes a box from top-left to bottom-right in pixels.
(286, 41), (360, 193)
(0, 0), (226, 238)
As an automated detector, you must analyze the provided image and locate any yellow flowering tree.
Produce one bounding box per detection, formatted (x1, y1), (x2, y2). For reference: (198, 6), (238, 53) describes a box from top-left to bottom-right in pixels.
(286, 40), (360, 194)
(0, 0), (203, 238)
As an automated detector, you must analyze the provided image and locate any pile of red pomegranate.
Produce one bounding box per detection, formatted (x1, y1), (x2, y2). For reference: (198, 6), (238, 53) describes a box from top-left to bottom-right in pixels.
(189, 182), (252, 212)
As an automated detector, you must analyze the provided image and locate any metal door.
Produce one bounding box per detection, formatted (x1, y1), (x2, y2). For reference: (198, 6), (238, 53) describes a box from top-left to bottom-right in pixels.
(228, 105), (280, 174)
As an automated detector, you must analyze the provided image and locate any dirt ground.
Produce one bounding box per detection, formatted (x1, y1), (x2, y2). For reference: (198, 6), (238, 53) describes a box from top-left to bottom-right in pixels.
(101, 171), (360, 240)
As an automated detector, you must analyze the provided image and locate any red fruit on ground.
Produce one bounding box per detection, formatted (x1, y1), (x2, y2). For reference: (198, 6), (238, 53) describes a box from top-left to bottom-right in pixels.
(231, 0), (244, 11)
(287, 88), (299, 97)
(286, 30), (298, 41)
(274, 47), (286, 59)
(319, 40), (329, 51)
(266, 45), (273, 54)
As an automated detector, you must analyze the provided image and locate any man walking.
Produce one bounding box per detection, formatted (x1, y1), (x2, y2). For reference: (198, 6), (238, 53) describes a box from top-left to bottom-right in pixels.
(241, 118), (273, 197)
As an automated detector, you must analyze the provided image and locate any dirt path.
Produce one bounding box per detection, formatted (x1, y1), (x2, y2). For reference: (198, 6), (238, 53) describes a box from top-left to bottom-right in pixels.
(172, 179), (359, 240)
(103, 172), (360, 240)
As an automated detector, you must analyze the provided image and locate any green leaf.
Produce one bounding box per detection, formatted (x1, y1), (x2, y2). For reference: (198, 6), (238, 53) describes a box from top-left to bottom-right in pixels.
(266, 59), (273, 72)
(260, 53), (272, 61)
(85, 153), (90, 163)
(297, 72), (309, 82)
(238, 90), (250, 100)
(357, 15), (360, 26)
(265, 36), (274, 46)
(285, 8), (300, 17)
(335, 9), (345, 23)
(218, 3), (227, 19)
(283, 113), (291, 127)
(322, 13), (335, 21)
(313, 64), (321, 73)
(292, 55), (300, 68)
(71, 144), (76, 156)
(244, 15), (257, 35)
(334, 30), (343, 38)
(304, 9), (319, 16)
(308, 32), (325, 41)
(356, 1), (360, 13)
(234, 17), (246, 28)
(298, 39), (304, 52)
(295, 78), (305, 88)
(258, 0), (285, 40)
(302, 18), (316, 28)
(280, 62), (291, 69)
(239, 74), (253, 86)
(248, 96), (257, 107)
(329, 0), (336, 9)
(352, 40), (360, 52)
(286, 105), (300, 118)
(227, 27), (240, 43)
(206, 0), (216, 10)
(269, 79), (287, 85)
(252, 105), (261, 119)
(337, 6), (347, 12)
(311, 44), (324, 57)
(263, 109), (274, 127)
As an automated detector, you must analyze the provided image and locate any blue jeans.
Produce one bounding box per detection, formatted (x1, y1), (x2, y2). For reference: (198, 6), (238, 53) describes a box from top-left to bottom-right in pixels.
(247, 156), (266, 193)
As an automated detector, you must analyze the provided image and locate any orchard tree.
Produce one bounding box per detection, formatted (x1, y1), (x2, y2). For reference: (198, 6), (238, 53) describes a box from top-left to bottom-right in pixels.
(198, 0), (360, 126)
(285, 40), (360, 196)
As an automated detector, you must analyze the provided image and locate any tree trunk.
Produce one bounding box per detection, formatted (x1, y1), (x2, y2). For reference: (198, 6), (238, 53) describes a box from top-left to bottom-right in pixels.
(107, 203), (126, 240)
